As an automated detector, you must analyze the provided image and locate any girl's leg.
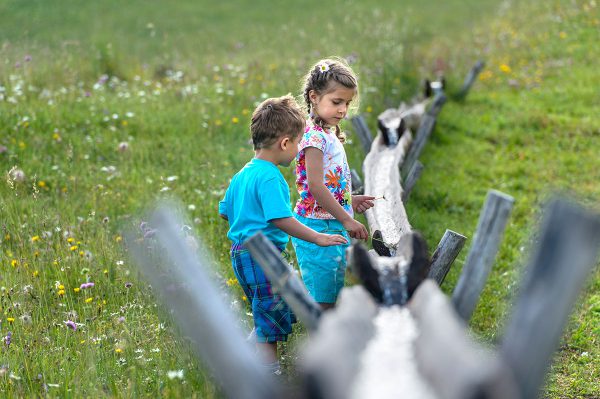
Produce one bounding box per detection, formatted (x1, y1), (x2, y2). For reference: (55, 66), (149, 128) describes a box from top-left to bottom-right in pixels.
(256, 342), (278, 363)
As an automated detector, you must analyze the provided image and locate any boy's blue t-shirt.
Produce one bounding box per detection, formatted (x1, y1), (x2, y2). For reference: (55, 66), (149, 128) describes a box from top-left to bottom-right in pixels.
(219, 158), (292, 248)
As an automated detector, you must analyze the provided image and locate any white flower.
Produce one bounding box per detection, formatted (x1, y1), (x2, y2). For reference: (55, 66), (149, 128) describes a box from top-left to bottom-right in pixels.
(317, 63), (330, 73)
(167, 370), (184, 380)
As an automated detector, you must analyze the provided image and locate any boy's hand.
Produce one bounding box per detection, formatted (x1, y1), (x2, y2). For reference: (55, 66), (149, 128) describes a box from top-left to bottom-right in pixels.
(343, 218), (369, 240)
(315, 233), (348, 247)
(352, 195), (375, 214)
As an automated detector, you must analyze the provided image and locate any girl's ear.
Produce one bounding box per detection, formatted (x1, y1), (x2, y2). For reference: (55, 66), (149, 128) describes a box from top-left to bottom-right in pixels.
(308, 90), (318, 105)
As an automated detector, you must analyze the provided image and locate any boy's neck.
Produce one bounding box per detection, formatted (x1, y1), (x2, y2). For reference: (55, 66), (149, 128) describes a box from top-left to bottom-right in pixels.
(255, 149), (280, 166)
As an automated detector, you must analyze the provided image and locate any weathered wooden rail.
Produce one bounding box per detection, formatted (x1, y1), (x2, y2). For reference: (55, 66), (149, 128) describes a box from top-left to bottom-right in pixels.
(128, 62), (600, 399)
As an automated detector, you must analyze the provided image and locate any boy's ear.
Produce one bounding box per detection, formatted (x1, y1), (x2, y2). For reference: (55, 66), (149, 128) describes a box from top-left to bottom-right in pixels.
(279, 136), (290, 150)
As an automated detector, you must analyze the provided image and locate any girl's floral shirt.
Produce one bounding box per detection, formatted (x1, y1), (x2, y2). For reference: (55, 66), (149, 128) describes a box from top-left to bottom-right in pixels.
(294, 120), (353, 219)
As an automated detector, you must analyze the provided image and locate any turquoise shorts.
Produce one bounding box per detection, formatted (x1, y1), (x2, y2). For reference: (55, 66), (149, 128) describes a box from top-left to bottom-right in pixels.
(291, 214), (350, 304)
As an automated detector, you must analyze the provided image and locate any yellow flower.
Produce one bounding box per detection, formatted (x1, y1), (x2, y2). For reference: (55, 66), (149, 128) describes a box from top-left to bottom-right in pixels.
(85, 297), (93, 303)
(366, 106), (373, 113)
(242, 108), (249, 115)
(479, 70), (493, 81)
(115, 235), (122, 243)
(67, 237), (75, 243)
(79, 251), (85, 257)
(103, 269), (109, 275)
(34, 251), (40, 258)
(239, 78), (246, 85)
(70, 245), (78, 251)
(58, 284), (64, 290)
(7, 317), (15, 323)
(215, 119), (223, 127)
(32, 270), (39, 277)
(499, 64), (512, 74)
(232, 117), (239, 124)
(121, 120), (128, 127)
(58, 289), (65, 296)
(74, 287), (80, 293)
(19, 141), (26, 149)
(53, 260), (59, 266)
(11, 259), (18, 267)
(115, 348), (123, 353)
(37, 181), (47, 188)
(80, 340), (86, 344)
(4, 233), (9, 240)
(242, 295), (248, 302)
(52, 132), (61, 141)
(226, 278), (237, 287)
(31, 235), (40, 242)
(559, 31), (567, 39)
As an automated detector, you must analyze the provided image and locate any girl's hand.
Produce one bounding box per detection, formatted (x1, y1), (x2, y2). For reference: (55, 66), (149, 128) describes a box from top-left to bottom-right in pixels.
(315, 233), (348, 247)
(343, 218), (369, 240)
(352, 195), (375, 214)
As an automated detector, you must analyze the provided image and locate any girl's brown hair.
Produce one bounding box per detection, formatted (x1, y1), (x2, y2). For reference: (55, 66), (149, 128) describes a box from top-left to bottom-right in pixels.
(301, 57), (359, 143)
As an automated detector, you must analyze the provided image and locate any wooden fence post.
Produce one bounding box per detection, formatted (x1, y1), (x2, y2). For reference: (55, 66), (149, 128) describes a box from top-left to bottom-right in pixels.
(401, 161), (424, 202)
(131, 205), (280, 399)
(451, 190), (514, 321)
(351, 168), (364, 195)
(402, 93), (447, 178)
(244, 232), (322, 332)
(428, 229), (467, 286)
(500, 198), (600, 399)
(351, 114), (374, 153)
(457, 60), (485, 100)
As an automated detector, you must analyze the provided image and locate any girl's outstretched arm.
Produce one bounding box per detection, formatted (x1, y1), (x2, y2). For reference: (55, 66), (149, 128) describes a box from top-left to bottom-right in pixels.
(304, 147), (369, 240)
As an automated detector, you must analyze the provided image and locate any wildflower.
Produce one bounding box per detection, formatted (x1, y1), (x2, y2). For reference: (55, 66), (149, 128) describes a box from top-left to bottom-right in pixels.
(117, 316), (125, 323)
(226, 278), (237, 287)
(37, 181), (47, 189)
(65, 320), (77, 331)
(7, 317), (15, 324)
(4, 332), (11, 347)
(559, 31), (567, 39)
(232, 117), (239, 124)
(85, 297), (93, 303)
(19, 314), (32, 325)
(73, 287), (80, 293)
(317, 63), (330, 73)
(58, 290), (65, 296)
(102, 216), (109, 224)
(8, 168), (26, 183)
(366, 105), (373, 113)
(11, 259), (18, 267)
(115, 348), (123, 354)
(70, 245), (78, 251)
(499, 64), (512, 74)
(117, 142), (129, 152)
(32, 270), (39, 278)
(31, 235), (40, 242)
(167, 370), (184, 380)
(115, 235), (122, 242)
(124, 282), (133, 289)
(80, 282), (95, 290)
(67, 237), (75, 243)
(58, 284), (65, 290)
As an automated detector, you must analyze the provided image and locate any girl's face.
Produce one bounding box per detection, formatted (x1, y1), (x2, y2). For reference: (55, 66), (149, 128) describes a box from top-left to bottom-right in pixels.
(310, 84), (356, 127)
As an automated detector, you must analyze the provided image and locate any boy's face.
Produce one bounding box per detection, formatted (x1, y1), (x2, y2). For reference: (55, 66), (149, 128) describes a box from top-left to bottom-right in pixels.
(279, 131), (302, 167)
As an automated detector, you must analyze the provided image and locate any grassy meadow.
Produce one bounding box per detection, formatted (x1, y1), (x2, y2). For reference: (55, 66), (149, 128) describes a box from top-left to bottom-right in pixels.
(1, 0), (599, 397)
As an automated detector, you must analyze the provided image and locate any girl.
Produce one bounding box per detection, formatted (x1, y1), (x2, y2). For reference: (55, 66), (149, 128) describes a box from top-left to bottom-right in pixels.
(292, 58), (375, 309)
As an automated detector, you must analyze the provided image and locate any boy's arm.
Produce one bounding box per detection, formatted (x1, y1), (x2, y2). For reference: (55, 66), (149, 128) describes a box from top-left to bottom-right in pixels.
(219, 214), (228, 221)
(271, 217), (347, 246)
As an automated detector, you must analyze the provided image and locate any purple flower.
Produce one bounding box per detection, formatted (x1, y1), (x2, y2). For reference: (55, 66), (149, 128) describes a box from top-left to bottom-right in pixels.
(24, 55), (32, 62)
(124, 282), (133, 289)
(118, 316), (125, 323)
(65, 320), (77, 331)
(3, 332), (11, 347)
(80, 282), (95, 290)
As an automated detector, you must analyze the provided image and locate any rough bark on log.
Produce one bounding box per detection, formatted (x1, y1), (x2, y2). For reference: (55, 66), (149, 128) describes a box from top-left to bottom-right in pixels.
(452, 190), (514, 322)
(402, 160), (424, 202)
(500, 198), (600, 399)
(300, 286), (379, 399)
(410, 280), (520, 399)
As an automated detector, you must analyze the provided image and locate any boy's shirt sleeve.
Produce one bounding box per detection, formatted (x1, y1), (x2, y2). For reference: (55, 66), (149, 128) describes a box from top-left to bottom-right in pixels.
(218, 188), (228, 218)
(259, 174), (293, 222)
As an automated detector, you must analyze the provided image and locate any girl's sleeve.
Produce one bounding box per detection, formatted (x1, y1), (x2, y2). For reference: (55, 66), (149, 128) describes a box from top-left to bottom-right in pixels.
(299, 128), (327, 154)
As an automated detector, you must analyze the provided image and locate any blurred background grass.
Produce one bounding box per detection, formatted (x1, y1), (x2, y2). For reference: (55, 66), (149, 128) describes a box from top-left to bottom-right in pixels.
(1, 0), (599, 397)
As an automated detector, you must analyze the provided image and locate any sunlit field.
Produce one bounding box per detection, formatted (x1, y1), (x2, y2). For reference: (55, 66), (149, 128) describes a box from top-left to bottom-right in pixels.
(1, 0), (598, 397)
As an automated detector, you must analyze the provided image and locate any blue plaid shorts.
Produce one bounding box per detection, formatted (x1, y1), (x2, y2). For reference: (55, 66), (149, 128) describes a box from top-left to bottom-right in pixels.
(230, 243), (296, 343)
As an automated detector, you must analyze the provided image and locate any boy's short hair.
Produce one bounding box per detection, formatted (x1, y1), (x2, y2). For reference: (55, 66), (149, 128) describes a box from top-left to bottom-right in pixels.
(251, 94), (306, 150)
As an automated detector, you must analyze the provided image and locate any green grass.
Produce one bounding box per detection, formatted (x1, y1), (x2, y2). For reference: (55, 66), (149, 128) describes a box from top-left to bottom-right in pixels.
(1, 0), (599, 397)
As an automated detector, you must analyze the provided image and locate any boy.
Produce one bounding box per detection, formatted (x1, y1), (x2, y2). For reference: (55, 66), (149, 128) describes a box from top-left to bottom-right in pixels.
(219, 95), (347, 375)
